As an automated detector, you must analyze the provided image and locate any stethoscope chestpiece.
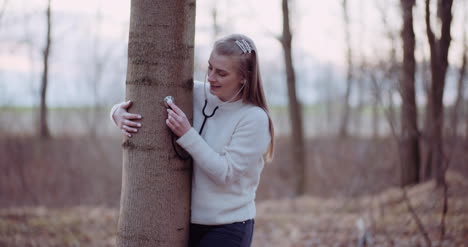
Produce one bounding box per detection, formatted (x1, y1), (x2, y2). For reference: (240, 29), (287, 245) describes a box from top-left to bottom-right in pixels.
(163, 96), (174, 108)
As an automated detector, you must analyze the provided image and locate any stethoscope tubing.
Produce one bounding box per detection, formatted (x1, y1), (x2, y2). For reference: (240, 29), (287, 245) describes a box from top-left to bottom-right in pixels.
(199, 100), (219, 135)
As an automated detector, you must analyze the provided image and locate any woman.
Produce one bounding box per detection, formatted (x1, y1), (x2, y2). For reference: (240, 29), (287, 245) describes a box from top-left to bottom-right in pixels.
(110, 34), (274, 247)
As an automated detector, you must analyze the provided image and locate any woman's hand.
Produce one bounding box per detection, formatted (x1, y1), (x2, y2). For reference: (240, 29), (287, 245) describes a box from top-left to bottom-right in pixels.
(113, 100), (142, 138)
(166, 101), (191, 137)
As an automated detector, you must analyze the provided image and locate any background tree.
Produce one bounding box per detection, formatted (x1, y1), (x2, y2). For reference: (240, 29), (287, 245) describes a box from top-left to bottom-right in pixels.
(338, 0), (353, 138)
(116, 0), (195, 246)
(399, 0), (420, 186)
(423, 0), (453, 186)
(280, 0), (306, 195)
(39, 0), (51, 139)
(0, 0), (8, 22)
(450, 25), (466, 137)
(211, 2), (220, 40)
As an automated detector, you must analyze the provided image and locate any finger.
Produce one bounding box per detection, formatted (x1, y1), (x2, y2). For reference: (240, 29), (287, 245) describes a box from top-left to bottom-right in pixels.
(123, 125), (138, 133)
(168, 109), (178, 118)
(168, 115), (179, 127)
(124, 113), (142, 120)
(121, 129), (132, 137)
(166, 119), (175, 131)
(168, 102), (185, 116)
(123, 120), (142, 128)
(121, 100), (132, 109)
(169, 110), (185, 123)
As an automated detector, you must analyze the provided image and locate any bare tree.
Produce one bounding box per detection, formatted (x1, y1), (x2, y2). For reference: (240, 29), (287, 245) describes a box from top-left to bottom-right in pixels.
(89, 4), (104, 137)
(211, 2), (220, 40)
(399, 0), (420, 186)
(368, 68), (381, 138)
(88, 2), (117, 138)
(280, 0), (306, 195)
(375, 0), (401, 136)
(423, 0), (453, 186)
(116, 0), (195, 246)
(0, 0), (8, 23)
(338, 0), (353, 138)
(450, 25), (467, 137)
(39, 0), (51, 139)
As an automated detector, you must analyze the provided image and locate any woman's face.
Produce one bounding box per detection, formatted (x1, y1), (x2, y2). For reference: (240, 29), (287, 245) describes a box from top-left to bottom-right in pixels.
(207, 51), (243, 102)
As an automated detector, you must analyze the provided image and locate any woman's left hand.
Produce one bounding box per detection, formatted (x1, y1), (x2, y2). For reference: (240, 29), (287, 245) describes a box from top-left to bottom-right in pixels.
(166, 101), (191, 137)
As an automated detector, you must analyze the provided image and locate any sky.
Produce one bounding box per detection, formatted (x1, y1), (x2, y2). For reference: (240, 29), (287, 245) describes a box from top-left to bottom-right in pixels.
(0, 0), (466, 107)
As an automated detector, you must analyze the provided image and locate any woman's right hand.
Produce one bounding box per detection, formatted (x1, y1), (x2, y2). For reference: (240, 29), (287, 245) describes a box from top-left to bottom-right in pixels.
(112, 100), (142, 138)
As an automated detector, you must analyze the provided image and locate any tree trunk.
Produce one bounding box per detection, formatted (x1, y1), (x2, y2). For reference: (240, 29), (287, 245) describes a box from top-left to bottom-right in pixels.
(423, 0), (453, 186)
(211, 2), (220, 40)
(117, 1), (195, 246)
(339, 0), (353, 138)
(90, 6), (103, 138)
(450, 30), (466, 137)
(280, 0), (306, 196)
(369, 72), (380, 138)
(399, 0), (420, 186)
(39, 0), (51, 139)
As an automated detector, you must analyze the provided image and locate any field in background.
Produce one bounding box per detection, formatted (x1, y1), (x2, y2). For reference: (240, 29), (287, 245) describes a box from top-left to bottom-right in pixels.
(1, 132), (467, 208)
(0, 105), (395, 138)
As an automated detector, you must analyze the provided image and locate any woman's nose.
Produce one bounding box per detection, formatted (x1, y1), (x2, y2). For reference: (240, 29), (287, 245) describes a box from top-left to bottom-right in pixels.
(207, 72), (216, 83)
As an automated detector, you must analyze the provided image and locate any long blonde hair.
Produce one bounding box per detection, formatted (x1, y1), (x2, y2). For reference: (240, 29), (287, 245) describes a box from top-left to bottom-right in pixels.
(213, 34), (275, 161)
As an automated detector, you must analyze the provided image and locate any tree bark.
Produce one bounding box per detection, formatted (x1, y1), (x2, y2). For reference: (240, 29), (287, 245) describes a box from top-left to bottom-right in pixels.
(116, 1), (195, 246)
(39, 0), (51, 139)
(399, 0), (420, 186)
(280, 0), (306, 196)
(423, 0), (453, 186)
(339, 0), (353, 138)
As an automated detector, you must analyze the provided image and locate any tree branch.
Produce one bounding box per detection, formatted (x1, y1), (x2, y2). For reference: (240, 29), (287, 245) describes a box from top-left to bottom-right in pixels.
(402, 188), (432, 247)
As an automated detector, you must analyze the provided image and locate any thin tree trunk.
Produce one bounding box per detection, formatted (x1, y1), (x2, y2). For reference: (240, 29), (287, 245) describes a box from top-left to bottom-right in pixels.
(117, 0), (195, 246)
(424, 0), (453, 186)
(211, 2), (220, 40)
(399, 0), (420, 186)
(421, 53), (432, 179)
(369, 72), (380, 138)
(39, 0), (51, 139)
(0, 0), (8, 23)
(91, 5), (103, 138)
(353, 73), (364, 136)
(450, 30), (466, 137)
(378, 0), (400, 137)
(280, 0), (306, 196)
(339, 0), (353, 138)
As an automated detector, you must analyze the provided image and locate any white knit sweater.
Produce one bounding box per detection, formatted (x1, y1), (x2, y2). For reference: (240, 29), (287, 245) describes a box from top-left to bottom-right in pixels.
(111, 81), (271, 225)
(178, 81), (270, 225)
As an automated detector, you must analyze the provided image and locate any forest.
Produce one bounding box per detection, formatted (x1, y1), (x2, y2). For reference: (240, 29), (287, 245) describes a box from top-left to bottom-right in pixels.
(0, 0), (467, 246)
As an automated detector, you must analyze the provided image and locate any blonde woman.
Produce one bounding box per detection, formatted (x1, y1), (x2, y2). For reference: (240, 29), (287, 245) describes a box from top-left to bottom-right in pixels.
(111, 34), (274, 247)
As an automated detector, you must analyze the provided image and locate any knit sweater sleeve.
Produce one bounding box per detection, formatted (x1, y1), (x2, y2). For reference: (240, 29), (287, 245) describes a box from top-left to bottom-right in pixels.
(109, 103), (121, 125)
(176, 107), (270, 185)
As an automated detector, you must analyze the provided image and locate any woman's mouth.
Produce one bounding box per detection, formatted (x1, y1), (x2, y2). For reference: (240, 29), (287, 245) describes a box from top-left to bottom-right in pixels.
(210, 85), (221, 90)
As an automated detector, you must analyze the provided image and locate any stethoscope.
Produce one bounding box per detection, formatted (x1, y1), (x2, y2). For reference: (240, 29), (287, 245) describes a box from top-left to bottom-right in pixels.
(198, 75), (245, 135)
(199, 100), (219, 135)
(169, 76), (245, 160)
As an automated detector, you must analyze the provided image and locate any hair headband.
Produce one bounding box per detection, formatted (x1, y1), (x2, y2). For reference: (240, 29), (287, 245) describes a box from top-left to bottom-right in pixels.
(235, 39), (252, 54)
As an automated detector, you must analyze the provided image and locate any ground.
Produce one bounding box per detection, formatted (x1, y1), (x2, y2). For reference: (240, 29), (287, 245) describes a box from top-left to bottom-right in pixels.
(1, 171), (467, 247)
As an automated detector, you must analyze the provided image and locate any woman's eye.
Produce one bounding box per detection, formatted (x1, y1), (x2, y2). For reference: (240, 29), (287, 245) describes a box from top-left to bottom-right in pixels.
(208, 66), (212, 71)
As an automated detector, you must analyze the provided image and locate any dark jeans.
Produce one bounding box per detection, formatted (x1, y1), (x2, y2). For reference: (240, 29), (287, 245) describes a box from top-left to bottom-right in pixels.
(189, 219), (255, 247)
